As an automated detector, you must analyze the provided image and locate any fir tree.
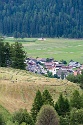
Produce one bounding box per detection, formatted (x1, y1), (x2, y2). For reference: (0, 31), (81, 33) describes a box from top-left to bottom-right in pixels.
(10, 42), (26, 69)
(70, 90), (82, 109)
(42, 89), (54, 107)
(31, 90), (43, 122)
(55, 94), (70, 116)
(0, 39), (6, 67)
(4, 42), (11, 67)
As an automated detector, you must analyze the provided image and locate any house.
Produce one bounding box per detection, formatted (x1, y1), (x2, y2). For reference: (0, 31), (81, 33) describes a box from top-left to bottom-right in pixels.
(28, 60), (36, 65)
(74, 69), (81, 76)
(38, 64), (47, 74)
(61, 66), (73, 71)
(44, 62), (56, 75)
(68, 61), (81, 68)
(54, 61), (59, 64)
(25, 57), (37, 64)
(37, 58), (46, 64)
(38, 38), (46, 41)
(56, 69), (68, 79)
(80, 65), (83, 70)
(55, 64), (64, 70)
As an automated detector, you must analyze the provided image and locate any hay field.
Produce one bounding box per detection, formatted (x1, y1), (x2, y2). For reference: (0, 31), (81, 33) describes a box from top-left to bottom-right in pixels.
(4, 38), (83, 63)
(0, 67), (82, 113)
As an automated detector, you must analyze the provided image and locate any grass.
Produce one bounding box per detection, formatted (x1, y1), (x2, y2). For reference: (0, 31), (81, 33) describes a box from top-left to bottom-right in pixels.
(0, 67), (82, 113)
(0, 105), (11, 122)
(3, 37), (83, 63)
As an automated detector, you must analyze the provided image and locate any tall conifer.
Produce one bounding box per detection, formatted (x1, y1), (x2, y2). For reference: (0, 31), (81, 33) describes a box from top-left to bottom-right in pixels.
(31, 90), (43, 122)
(42, 89), (54, 107)
(10, 42), (26, 69)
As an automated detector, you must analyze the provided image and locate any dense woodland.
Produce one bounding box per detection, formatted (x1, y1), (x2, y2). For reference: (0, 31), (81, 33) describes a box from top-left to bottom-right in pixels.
(0, 0), (83, 38)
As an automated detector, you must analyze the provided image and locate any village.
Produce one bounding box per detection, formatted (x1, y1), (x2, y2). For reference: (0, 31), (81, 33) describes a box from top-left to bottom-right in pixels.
(25, 57), (83, 79)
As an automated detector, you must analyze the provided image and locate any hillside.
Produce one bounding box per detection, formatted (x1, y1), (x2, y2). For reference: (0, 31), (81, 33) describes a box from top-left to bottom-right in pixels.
(0, 0), (83, 38)
(0, 67), (82, 113)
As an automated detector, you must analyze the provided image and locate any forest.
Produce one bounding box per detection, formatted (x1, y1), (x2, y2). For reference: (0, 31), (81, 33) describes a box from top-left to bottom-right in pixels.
(0, 0), (83, 38)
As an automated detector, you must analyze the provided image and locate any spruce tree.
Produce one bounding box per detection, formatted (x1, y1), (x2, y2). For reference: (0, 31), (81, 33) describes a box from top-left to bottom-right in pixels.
(4, 42), (11, 67)
(55, 94), (70, 116)
(31, 90), (43, 122)
(70, 90), (82, 109)
(0, 38), (11, 67)
(0, 39), (5, 67)
(10, 42), (26, 69)
(42, 89), (54, 107)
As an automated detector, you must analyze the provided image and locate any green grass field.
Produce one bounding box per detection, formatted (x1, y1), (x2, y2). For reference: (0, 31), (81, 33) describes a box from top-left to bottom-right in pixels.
(4, 37), (83, 63)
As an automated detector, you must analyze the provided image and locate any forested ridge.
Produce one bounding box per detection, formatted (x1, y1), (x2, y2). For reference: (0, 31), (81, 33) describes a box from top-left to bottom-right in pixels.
(0, 0), (83, 38)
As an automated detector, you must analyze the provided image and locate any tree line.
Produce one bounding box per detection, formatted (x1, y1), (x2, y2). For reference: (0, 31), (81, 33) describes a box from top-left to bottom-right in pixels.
(0, 89), (83, 125)
(0, 38), (26, 69)
(0, 0), (83, 38)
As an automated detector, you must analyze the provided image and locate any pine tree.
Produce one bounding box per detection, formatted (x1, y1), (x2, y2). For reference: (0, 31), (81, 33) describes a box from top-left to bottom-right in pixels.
(42, 89), (54, 107)
(31, 90), (43, 122)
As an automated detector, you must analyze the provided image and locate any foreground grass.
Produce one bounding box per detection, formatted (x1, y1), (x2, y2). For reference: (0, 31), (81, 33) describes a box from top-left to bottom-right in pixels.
(4, 37), (83, 63)
(0, 67), (82, 113)
(0, 105), (11, 122)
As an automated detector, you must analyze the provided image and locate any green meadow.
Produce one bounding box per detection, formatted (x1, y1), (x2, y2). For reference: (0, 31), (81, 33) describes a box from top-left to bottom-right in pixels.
(4, 37), (83, 63)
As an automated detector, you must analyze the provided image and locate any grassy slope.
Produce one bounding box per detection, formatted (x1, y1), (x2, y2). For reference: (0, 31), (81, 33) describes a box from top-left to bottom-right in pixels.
(0, 67), (82, 113)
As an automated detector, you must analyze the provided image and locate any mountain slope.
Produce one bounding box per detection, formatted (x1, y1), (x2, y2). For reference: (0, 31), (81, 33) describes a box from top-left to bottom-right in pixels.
(0, 0), (83, 38)
(0, 67), (82, 113)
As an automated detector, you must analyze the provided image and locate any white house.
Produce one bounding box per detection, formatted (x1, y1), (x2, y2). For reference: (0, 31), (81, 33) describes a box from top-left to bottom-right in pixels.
(45, 62), (56, 75)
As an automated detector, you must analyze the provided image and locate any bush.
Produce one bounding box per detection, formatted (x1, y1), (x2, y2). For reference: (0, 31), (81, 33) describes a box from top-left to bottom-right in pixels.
(70, 108), (83, 125)
(12, 109), (34, 125)
(36, 105), (59, 125)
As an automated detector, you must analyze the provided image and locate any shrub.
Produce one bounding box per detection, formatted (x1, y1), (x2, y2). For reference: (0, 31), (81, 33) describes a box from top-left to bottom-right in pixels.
(36, 105), (59, 125)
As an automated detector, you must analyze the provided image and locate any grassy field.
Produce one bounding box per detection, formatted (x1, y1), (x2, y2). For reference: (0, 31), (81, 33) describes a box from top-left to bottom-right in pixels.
(0, 67), (82, 113)
(4, 37), (83, 63)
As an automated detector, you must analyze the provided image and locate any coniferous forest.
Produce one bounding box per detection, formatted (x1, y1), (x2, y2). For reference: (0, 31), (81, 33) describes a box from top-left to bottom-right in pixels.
(0, 0), (83, 38)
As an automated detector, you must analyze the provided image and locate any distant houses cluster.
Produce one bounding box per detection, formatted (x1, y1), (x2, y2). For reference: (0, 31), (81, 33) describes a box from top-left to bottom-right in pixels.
(25, 58), (83, 79)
